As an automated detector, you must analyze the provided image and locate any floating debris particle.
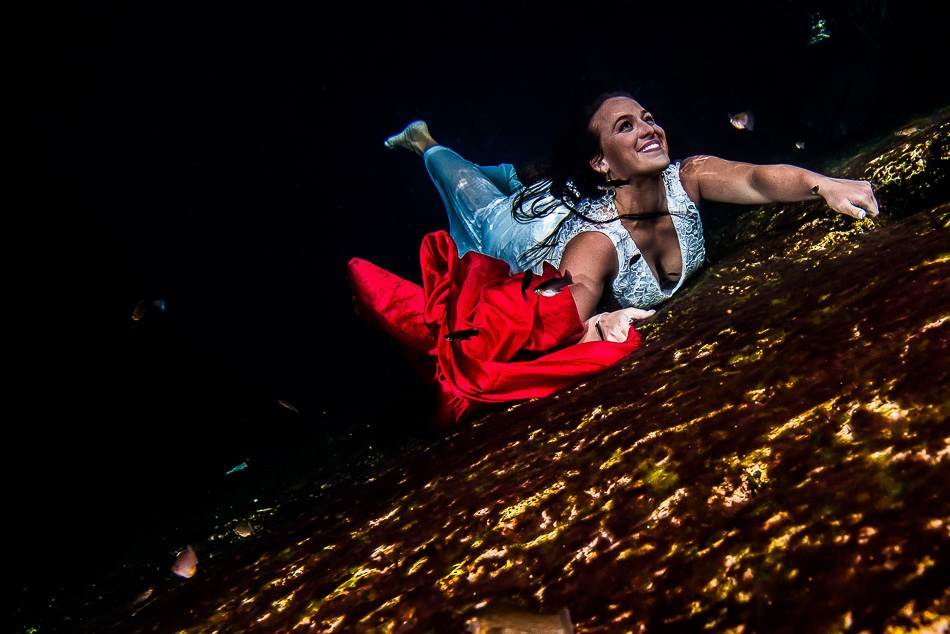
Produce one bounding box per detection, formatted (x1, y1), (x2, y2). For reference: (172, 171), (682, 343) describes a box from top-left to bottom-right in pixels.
(171, 545), (197, 578)
(795, 140), (806, 150)
(225, 461), (248, 475)
(808, 13), (830, 45)
(278, 399), (300, 414)
(132, 299), (165, 320)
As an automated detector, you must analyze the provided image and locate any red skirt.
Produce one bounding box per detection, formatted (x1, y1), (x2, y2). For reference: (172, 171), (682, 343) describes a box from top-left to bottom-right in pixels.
(348, 231), (642, 427)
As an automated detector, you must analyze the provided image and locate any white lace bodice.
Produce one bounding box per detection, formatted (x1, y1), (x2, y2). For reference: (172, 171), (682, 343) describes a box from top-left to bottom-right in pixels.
(550, 162), (705, 309)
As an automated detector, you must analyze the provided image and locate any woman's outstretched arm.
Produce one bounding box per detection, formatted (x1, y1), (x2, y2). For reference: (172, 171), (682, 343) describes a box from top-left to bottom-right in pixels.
(558, 231), (655, 343)
(679, 155), (879, 219)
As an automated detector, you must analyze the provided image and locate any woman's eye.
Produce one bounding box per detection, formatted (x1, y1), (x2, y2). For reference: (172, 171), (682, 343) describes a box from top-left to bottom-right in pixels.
(619, 121), (633, 131)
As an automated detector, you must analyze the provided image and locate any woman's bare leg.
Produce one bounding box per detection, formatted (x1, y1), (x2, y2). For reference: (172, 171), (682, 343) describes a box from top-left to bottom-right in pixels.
(384, 120), (439, 156)
(384, 124), (525, 264)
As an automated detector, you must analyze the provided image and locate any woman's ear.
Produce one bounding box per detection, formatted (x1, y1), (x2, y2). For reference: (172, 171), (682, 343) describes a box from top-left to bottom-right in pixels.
(590, 154), (608, 176)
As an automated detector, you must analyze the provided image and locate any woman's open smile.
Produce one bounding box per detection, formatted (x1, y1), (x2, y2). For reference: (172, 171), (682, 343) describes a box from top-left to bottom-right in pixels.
(589, 96), (671, 180)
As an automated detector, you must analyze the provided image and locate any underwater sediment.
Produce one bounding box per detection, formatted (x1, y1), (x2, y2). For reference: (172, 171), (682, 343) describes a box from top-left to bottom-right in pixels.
(96, 111), (949, 633)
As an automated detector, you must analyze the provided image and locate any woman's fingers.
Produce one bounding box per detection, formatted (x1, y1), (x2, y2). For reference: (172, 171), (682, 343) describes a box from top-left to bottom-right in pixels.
(841, 201), (868, 220)
(607, 322), (629, 343)
(621, 307), (656, 322)
(857, 182), (880, 217)
(598, 311), (626, 342)
(827, 179), (880, 219)
(601, 308), (656, 342)
(861, 181), (880, 214)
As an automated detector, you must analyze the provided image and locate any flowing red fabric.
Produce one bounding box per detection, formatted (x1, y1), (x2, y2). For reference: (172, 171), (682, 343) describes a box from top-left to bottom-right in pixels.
(348, 231), (642, 427)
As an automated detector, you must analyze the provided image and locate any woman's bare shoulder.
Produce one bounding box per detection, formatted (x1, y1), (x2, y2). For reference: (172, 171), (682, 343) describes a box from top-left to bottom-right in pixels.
(677, 155), (714, 204)
(561, 230), (619, 278)
(564, 228), (616, 253)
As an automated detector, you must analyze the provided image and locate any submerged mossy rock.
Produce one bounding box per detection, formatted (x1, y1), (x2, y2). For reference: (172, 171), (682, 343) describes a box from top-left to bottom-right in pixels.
(106, 113), (949, 634)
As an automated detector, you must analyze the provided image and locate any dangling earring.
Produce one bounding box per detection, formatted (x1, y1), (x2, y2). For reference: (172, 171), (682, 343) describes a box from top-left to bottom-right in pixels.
(597, 171), (617, 198)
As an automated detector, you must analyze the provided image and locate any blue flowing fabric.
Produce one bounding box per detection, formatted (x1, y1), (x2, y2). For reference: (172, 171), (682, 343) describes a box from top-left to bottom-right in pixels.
(424, 146), (569, 274)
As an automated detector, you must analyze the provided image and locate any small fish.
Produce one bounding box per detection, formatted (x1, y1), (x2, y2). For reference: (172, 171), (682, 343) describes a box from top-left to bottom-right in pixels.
(132, 587), (153, 605)
(893, 116), (938, 136)
(278, 399), (300, 414)
(535, 271), (573, 297)
(729, 111), (755, 131)
(521, 269), (534, 301)
(132, 299), (166, 320)
(225, 461), (248, 475)
(234, 521), (255, 538)
(171, 545), (197, 578)
(795, 140), (806, 150)
(466, 605), (574, 634)
(444, 328), (479, 342)
(894, 115), (940, 136)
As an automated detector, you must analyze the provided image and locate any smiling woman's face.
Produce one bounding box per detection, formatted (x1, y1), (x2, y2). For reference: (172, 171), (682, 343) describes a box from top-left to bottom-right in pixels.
(589, 96), (671, 180)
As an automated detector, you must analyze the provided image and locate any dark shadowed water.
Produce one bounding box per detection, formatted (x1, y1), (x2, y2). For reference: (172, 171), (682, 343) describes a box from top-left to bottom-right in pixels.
(11, 1), (948, 632)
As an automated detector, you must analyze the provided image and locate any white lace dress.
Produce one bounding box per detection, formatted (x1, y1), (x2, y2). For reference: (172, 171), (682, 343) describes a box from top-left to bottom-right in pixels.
(424, 147), (704, 309)
(549, 163), (705, 309)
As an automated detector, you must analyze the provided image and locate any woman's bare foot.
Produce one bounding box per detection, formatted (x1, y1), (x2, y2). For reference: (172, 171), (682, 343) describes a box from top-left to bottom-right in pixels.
(384, 120), (438, 157)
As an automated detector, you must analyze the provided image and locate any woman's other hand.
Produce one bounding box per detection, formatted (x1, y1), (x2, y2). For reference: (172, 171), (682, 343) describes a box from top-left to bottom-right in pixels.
(815, 177), (880, 220)
(593, 307), (655, 343)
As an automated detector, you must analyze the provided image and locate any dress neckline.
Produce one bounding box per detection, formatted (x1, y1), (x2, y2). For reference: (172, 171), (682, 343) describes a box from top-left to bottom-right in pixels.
(599, 191), (685, 295)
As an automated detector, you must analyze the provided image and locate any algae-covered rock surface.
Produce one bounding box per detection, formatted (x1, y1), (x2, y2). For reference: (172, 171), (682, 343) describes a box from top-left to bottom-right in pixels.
(92, 113), (948, 633)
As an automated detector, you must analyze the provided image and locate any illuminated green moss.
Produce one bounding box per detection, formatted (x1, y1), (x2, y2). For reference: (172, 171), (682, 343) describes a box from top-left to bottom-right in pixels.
(93, 108), (950, 634)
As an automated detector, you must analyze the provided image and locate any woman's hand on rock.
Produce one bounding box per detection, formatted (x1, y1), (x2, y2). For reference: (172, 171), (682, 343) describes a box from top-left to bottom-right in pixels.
(818, 177), (880, 220)
(597, 307), (655, 342)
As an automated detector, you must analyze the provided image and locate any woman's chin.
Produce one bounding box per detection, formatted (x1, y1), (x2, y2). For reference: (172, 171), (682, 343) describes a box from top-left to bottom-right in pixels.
(641, 153), (671, 173)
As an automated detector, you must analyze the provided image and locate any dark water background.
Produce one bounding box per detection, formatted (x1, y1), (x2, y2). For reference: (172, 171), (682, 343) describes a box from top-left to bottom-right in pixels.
(11, 0), (947, 630)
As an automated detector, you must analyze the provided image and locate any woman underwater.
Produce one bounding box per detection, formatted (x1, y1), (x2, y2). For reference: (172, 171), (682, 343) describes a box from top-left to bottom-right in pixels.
(350, 91), (880, 425)
(383, 92), (880, 342)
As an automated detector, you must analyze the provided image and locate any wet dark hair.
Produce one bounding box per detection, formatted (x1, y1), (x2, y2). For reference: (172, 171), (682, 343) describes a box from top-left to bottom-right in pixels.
(513, 90), (677, 266)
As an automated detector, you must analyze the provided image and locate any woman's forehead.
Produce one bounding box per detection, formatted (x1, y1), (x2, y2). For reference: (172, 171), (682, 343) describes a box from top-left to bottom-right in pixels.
(592, 97), (646, 128)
